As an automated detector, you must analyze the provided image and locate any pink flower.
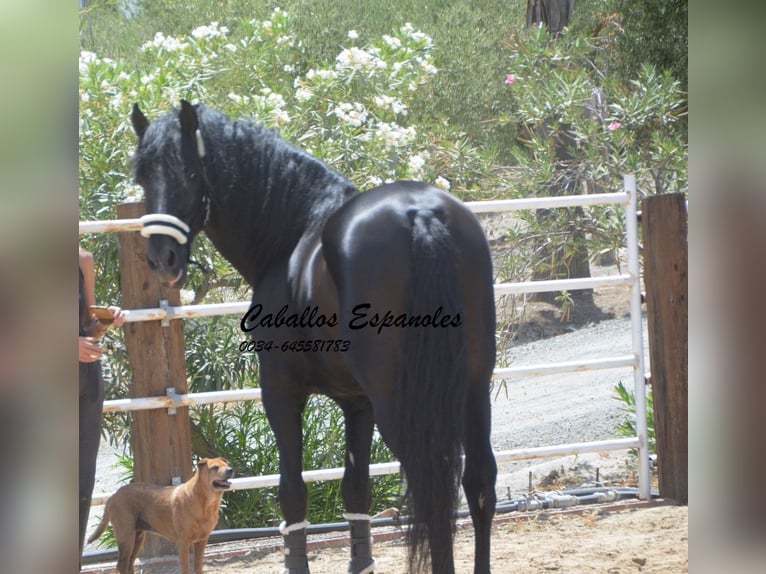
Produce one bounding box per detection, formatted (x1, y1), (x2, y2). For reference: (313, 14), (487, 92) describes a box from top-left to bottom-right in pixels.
(504, 74), (517, 85)
(607, 121), (622, 131)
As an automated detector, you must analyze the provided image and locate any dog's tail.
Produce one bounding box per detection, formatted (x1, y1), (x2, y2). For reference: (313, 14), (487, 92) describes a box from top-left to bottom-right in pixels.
(86, 497), (111, 544)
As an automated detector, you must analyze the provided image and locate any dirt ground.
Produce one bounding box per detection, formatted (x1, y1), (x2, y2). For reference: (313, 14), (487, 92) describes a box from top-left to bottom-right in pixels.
(83, 501), (687, 573)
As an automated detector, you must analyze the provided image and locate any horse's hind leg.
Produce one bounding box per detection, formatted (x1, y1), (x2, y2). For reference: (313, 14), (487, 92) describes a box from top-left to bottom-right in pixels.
(339, 397), (377, 574)
(462, 382), (497, 574)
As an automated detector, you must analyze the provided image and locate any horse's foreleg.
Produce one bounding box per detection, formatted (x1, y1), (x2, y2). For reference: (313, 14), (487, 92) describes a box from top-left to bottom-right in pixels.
(262, 382), (310, 574)
(340, 398), (376, 574)
(462, 384), (497, 574)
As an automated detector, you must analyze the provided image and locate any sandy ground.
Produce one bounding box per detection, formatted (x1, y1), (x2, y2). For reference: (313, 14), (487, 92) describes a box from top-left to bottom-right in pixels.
(83, 501), (687, 573)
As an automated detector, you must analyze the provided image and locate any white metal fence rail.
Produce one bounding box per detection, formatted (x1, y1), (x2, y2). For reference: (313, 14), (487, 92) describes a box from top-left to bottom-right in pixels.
(81, 176), (649, 505)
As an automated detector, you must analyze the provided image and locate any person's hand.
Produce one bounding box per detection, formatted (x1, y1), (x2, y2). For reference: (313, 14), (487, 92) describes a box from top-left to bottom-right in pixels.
(108, 306), (126, 328)
(79, 336), (103, 363)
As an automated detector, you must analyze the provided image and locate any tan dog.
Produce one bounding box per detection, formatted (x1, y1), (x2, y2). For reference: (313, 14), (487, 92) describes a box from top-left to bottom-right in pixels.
(88, 457), (234, 574)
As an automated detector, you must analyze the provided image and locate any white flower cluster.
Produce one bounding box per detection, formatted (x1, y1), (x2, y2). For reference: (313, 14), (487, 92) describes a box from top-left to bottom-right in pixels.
(375, 122), (416, 150)
(416, 56), (438, 76)
(265, 94), (291, 125)
(305, 69), (338, 82)
(407, 151), (431, 178)
(295, 87), (313, 103)
(229, 89), (291, 127)
(382, 35), (402, 50)
(141, 32), (189, 53)
(335, 47), (387, 74)
(374, 95), (408, 116)
(191, 21), (229, 41)
(333, 102), (368, 127)
(260, 88), (286, 109)
(228, 92), (253, 105)
(79, 51), (118, 77)
(79, 50), (98, 72)
(434, 176), (451, 191)
(401, 22), (433, 48)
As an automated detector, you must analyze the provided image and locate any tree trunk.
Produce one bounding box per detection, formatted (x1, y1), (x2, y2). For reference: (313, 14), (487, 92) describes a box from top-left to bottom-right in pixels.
(530, 122), (593, 306)
(526, 0), (575, 36)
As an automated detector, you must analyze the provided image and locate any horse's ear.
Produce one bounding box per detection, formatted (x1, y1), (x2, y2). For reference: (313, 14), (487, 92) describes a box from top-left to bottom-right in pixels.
(131, 103), (149, 139)
(179, 99), (199, 136)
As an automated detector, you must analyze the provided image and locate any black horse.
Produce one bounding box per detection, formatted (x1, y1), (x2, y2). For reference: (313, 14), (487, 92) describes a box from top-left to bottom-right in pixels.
(130, 100), (497, 574)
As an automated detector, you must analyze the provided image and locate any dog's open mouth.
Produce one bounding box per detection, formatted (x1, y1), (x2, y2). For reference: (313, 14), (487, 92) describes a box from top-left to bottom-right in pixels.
(213, 479), (232, 490)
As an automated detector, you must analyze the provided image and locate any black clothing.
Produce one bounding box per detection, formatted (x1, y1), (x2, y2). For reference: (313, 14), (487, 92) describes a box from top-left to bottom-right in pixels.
(78, 267), (104, 562)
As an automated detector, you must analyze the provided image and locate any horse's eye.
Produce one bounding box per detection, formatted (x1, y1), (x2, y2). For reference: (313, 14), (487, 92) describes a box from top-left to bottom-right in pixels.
(188, 171), (198, 180)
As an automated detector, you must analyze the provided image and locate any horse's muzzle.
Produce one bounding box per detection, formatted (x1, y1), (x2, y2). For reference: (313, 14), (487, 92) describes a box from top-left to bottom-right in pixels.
(146, 236), (188, 288)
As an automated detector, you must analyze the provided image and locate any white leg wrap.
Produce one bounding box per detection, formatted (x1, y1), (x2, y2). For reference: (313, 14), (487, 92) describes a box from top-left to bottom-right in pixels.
(279, 519), (310, 535)
(343, 513), (371, 522)
(350, 559), (376, 574)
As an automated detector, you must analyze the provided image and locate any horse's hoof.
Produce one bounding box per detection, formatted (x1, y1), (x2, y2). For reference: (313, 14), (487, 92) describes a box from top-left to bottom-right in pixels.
(348, 557), (376, 574)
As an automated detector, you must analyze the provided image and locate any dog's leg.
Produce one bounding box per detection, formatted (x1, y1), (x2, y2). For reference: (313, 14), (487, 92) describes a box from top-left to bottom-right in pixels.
(127, 531), (145, 574)
(115, 537), (135, 574)
(111, 521), (137, 574)
(193, 538), (208, 573)
(177, 540), (192, 574)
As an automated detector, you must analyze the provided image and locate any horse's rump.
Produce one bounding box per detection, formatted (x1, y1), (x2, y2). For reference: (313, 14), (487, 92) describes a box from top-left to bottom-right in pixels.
(323, 182), (495, 572)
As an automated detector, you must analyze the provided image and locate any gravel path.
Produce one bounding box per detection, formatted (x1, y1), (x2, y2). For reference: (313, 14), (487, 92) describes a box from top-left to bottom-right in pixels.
(490, 315), (649, 493)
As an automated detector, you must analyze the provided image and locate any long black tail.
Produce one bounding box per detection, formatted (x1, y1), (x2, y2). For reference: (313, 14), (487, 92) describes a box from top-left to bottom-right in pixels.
(397, 208), (468, 573)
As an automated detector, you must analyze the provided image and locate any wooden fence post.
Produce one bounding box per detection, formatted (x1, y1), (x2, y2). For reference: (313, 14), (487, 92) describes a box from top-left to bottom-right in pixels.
(117, 202), (193, 556)
(641, 193), (688, 504)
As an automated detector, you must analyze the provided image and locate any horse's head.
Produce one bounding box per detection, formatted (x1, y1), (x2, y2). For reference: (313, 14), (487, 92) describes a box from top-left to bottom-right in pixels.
(131, 100), (210, 288)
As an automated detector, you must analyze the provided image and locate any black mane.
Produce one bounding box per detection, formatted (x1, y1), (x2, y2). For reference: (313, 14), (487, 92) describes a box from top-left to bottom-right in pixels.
(198, 105), (359, 282)
(143, 104), (360, 285)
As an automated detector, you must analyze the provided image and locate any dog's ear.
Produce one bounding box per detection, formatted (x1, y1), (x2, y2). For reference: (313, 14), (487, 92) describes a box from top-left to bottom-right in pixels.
(197, 458), (208, 469)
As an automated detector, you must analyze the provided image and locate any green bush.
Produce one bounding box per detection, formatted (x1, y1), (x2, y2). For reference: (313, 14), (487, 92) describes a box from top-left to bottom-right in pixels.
(613, 380), (655, 455)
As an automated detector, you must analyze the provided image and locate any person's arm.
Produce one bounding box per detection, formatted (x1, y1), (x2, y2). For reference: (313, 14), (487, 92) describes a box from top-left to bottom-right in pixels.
(79, 248), (125, 343)
(79, 248), (104, 359)
(79, 247), (97, 309)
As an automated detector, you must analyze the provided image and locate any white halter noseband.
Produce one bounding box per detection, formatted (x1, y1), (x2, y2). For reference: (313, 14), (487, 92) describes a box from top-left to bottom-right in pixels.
(139, 212), (191, 244)
(139, 129), (209, 245)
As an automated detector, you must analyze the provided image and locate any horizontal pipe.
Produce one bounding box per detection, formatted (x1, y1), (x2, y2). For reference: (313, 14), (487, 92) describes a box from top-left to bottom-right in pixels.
(79, 218), (143, 234)
(90, 438), (638, 505)
(494, 274), (632, 296)
(78, 192), (631, 235)
(493, 437), (640, 462)
(464, 191), (629, 213)
(119, 274), (632, 324)
(101, 353), (635, 414)
(492, 354), (638, 380)
(122, 301), (252, 323)
(103, 388), (262, 413)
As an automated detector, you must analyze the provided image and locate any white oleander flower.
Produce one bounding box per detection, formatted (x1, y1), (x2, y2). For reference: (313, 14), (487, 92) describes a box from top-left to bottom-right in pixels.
(333, 102), (368, 127)
(434, 176), (451, 191)
(192, 22), (229, 40)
